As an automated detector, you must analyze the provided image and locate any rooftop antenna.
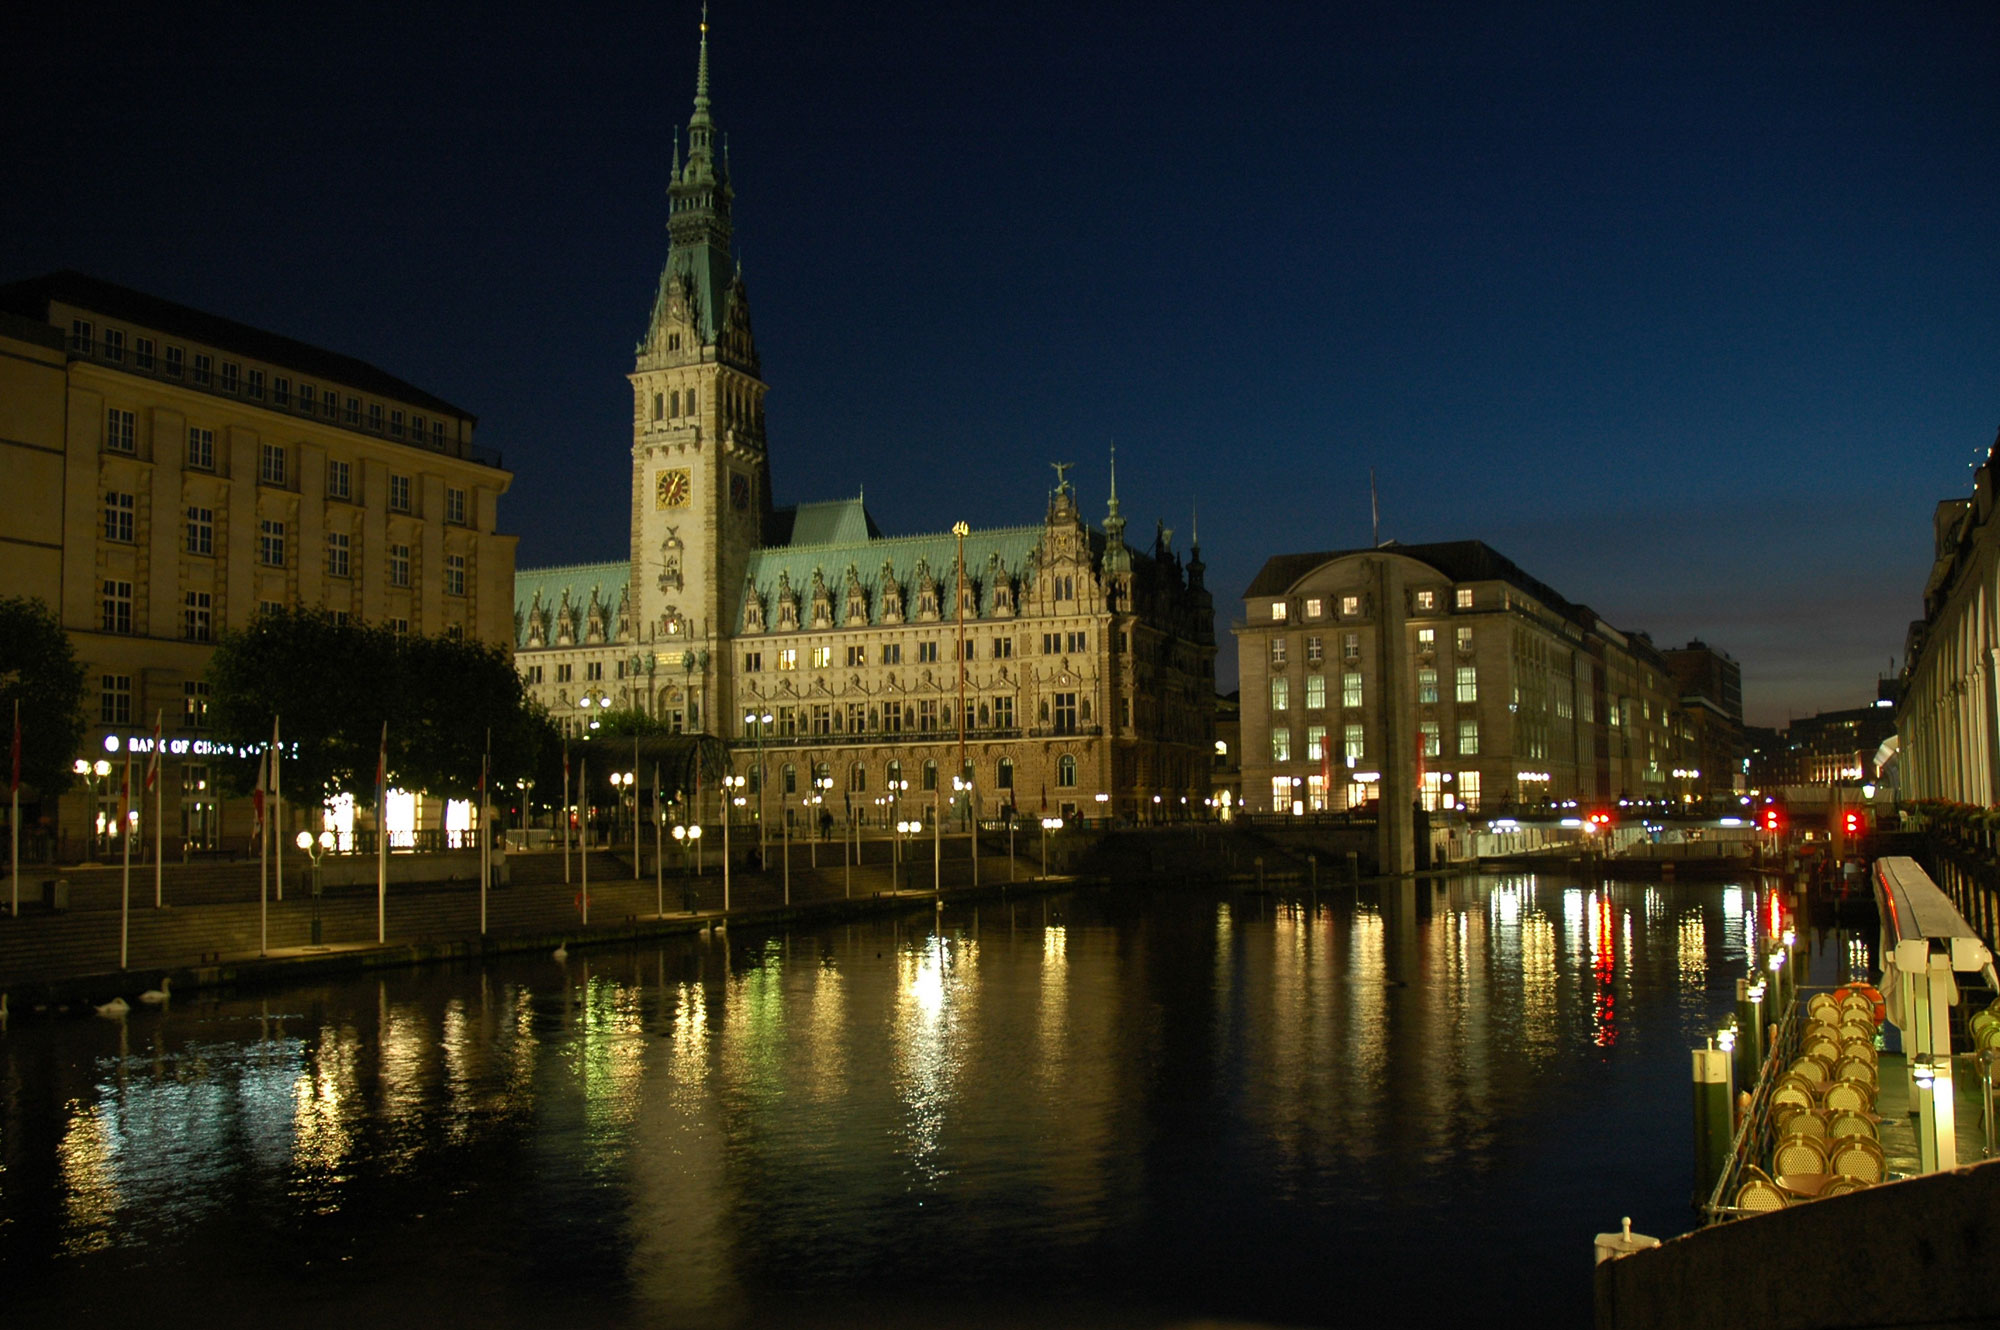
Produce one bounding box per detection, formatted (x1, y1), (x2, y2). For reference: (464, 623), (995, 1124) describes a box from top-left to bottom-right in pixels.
(1370, 467), (1380, 548)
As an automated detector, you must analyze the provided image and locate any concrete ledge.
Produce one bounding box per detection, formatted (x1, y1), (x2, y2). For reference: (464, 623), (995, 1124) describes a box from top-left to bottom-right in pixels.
(1595, 1157), (2000, 1330)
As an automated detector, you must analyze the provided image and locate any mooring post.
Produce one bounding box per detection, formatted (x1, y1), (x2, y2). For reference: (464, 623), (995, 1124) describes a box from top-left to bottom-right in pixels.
(1692, 1044), (1733, 1200)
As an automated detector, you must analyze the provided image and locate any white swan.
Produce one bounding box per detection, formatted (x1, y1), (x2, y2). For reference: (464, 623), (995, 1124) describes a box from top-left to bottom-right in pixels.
(96, 996), (130, 1017)
(553, 942), (569, 962)
(139, 976), (172, 1004)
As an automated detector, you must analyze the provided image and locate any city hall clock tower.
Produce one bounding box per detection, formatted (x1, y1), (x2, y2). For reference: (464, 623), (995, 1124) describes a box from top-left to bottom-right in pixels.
(628, 12), (769, 726)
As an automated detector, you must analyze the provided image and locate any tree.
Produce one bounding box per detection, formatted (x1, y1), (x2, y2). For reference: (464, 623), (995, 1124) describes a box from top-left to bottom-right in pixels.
(205, 608), (549, 805)
(0, 596), (88, 803)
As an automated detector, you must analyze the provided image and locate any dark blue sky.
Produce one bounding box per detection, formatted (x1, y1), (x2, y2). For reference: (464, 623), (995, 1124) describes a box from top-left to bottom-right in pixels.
(7, 1), (1995, 726)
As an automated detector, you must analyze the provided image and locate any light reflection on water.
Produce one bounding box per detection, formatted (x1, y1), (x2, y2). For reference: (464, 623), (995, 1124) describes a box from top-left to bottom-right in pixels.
(1, 876), (1811, 1328)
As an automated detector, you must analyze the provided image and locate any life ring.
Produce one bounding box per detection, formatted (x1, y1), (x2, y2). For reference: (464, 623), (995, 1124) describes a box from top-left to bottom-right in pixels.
(1834, 983), (1886, 1025)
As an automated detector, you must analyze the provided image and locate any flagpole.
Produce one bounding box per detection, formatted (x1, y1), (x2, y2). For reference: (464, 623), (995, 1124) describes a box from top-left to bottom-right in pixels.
(562, 740), (571, 885)
(480, 734), (490, 937)
(376, 721), (388, 945)
(580, 754), (589, 925)
(151, 710), (163, 909)
(273, 715), (283, 901)
(633, 733), (640, 881)
(120, 745), (132, 970)
(653, 761), (663, 917)
(258, 749), (268, 957)
(10, 698), (19, 918)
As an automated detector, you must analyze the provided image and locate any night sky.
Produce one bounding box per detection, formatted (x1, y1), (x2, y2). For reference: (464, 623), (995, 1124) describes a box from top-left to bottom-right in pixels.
(6, 1), (1996, 727)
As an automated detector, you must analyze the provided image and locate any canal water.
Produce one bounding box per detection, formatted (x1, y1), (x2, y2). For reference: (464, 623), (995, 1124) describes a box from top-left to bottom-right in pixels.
(0, 874), (1839, 1328)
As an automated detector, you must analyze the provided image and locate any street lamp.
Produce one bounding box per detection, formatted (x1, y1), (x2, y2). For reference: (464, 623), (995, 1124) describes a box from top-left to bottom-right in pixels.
(744, 710), (773, 861)
(1095, 790), (1109, 827)
(671, 822), (704, 913)
(1040, 816), (1062, 878)
(294, 828), (335, 946)
(896, 819), (922, 892)
(74, 757), (114, 856)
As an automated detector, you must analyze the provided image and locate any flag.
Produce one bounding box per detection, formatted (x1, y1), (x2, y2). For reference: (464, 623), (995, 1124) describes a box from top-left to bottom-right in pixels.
(144, 710), (163, 792)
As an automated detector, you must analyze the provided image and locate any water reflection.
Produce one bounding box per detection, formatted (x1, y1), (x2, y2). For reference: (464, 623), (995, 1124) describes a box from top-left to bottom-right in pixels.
(0, 874), (1805, 1328)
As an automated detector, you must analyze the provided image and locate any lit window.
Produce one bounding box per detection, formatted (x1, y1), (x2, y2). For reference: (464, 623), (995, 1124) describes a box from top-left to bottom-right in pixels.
(1458, 719), (1480, 755)
(778, 648), (798, 671)
(1340, 595), (1359, 616)
(1456, 665), (1478, 703)
(1456, 625), (1472, 653)
(811, 645), (832, 668)
(1343, 724), (1364, 763)
(1419, 720), (1440, 757)
(1306, 674), (1326, 709)
(1271, 726), (1291, 763)
(1271, 637), (1288, 665)
(182, 681), (209, 728)
(1342, 671), (1362, 708)
(1415, 590), (1435, 610)
(1307, 725), (1327, 761)
(1456, 588), (1473, 609)
(1417, 668), (1438, 704)
(1304, 597), (1322, 618)
(1270, 600), (1287, 621)
(1270, 676), (1289, 711)
(1305, 635), (1323, 663)
(1417, 628), (1435, 650)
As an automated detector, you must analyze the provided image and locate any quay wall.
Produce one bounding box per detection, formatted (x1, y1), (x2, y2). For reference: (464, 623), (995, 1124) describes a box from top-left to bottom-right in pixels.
(1595, 1157), (2000, 1330)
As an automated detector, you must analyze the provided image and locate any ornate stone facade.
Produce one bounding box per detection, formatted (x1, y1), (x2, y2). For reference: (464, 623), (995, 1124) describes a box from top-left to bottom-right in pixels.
(513, 21), (1216, 823)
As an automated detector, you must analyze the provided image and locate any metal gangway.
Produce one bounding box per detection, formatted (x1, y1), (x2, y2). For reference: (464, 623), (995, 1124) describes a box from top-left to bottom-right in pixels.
(1875, 856), (1999, 1172)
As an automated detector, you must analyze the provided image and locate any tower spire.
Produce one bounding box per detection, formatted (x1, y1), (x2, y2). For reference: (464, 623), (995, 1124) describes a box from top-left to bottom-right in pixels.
(1102, 440), (1131, 575)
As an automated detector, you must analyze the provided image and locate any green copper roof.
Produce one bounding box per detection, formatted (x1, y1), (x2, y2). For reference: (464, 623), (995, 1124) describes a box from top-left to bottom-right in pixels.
(739, 523), (1048, 629)
(513, 561), (629, 648)
(772, 497), (883, 546)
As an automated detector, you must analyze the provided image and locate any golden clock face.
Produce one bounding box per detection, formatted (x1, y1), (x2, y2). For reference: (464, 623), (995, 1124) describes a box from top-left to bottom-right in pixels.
(656, 468), (691, 509)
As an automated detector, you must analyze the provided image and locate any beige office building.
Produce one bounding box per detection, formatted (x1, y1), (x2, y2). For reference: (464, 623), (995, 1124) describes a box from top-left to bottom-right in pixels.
(0, 272), (516, 853)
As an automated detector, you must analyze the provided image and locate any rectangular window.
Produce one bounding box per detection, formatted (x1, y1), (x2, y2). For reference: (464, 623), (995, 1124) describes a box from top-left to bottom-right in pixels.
(185, 506), (214, 555)
(845, 644), (867, 667)
(344, 396), (361, 425)
(192, 352), (212, 386)
(743, 651), (762, 672)
(1342, 631), (1360, 661)
(1042, 633), (1058, 654)
(1342, 671), (1362, 708)
(918, 641), (939, 663)
(322, 390), (338, 420)
(1305, 673), (1326, 709)
(220, 361), (241, 394)
(811, 645), (831, 668)
(1420, 720), (1441, 758)
(368, 403), (384, 433)
(445, 554), (466, 596)
(1270, 676), (1289, 711)
(585, 661), (603, 681)
(524, 665), (544, 685)
(388, 474), (411, 512)
(101, 673), (132, 725)
(1053, 692), (1078, 732)
(388, 543), (411, 587)
(993, 696), (1014, 730)
(102, 581), (133, 634)
(1067, 631), (1087, 653)
(1456, 665), (1478, 703)
(1270, 637), (1288, 666)
(390, 409), (405, 438)
(272, 376), (290, 407)
(1458, 771), (1481, 810)
(134, 336), (155, 370)
(1272, 776), (1296, 810)
(1456, 625), (1472, 653)
(106, 408), (135, 453)
(883, 702), (903, 734)
(1458, 719), (1480, 755)
(388, 618), (409, 637)
(1307, 725), (1327, 761)
(1456, 588), (1474, 609)
(102, 328), (125, 361)
(411, 414), (427, 442)
(259, 443), (287, 486)
(881, 643), (902, 665)
(432, 421), (447, 448)
(1305, 635), (1323, 664)
(1417, 668), (1438, 704)
(299, 384), (316, 413)
(327, 459), (351, 500)
(182, 591), (212, 641)
(1270, 601), (1288, 621)
(245, 368), (265, 400)
(993, 635), (1013, 658)
(1340, 595), (1359, 617)
(1415, 590), (1435, 610)
(259, 520), (286, 567)
(556, 663), (574, 683)
(1271, 726), (1291, 763)
(1305, 597), (1322, 619)
(103, 491), (134, 542)
(777, 647), (798, 671)
(845, 701), (868, 733)
(69, 319), (92, 352)
(182, 681), (209, 728)
(165, 345), (184, 378)
(812, 704), (832, 736)
(1343, 723), (1365, 763)
(327, 531), (351, 578)
(446, 486), (467, 525)
(1417, 627), (1435, 651)
(918, 700), (938, 732)
(186, 426), (214, 470)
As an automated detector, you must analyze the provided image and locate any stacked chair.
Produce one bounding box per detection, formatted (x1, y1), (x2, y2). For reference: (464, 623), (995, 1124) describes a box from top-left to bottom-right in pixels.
(1736, 988), (1887, 1210)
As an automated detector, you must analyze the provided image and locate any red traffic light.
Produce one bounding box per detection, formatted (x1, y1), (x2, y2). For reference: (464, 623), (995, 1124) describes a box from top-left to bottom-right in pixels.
(1842, 809), (1865, 836)
(1761, 808), (1782, 833)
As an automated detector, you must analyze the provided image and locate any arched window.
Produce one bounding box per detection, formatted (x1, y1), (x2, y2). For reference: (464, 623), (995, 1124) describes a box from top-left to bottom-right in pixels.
(686, 386), (697, 415)
(997, 758), (1014, 790)
(782, 763), (797, 795)
(670, 390), (680, 418)
(814, 761), (831, 787)
(653, 392), (664, 421)
(1057, 754), (1077, 788)
(886, 759), (903, 791)
(922, 759), (938, 791)
(849, 762), (866, 793)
